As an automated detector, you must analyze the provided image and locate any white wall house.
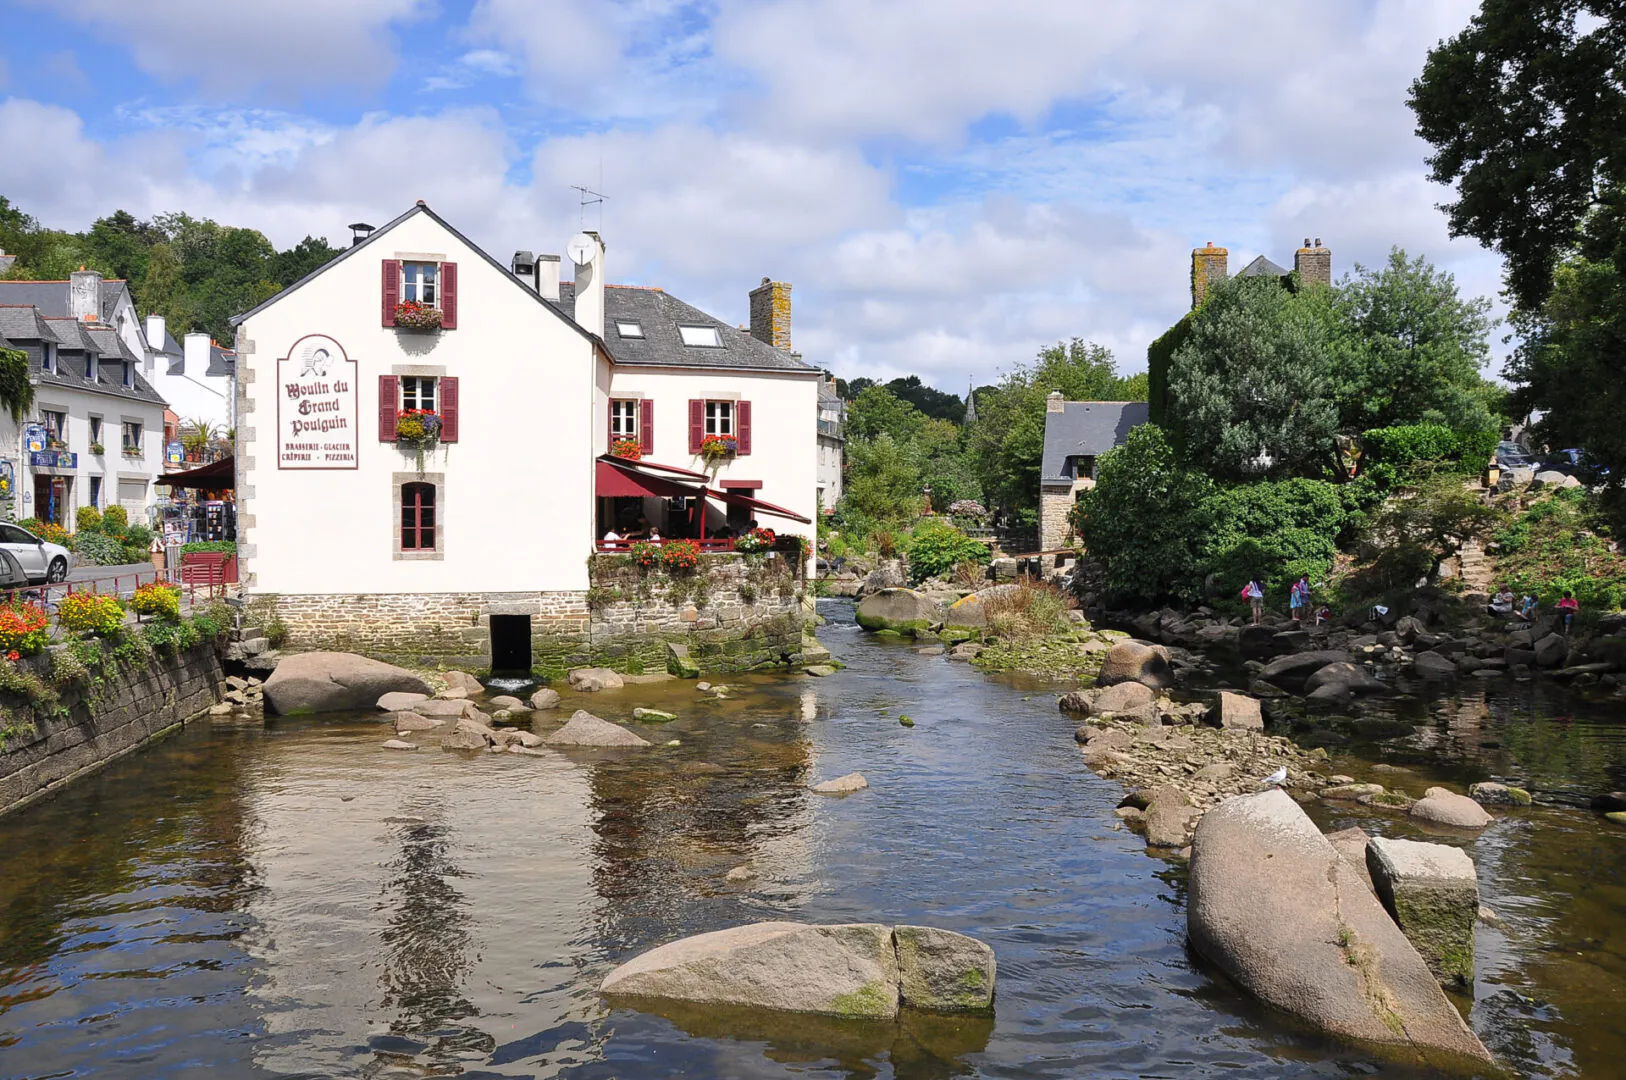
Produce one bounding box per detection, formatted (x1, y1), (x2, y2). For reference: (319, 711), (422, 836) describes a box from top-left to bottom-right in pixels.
(0, 279), (170, 529)
(231, 201), (819, 666)
(816, 376), (844, 509)
(143, 315), (236, 434)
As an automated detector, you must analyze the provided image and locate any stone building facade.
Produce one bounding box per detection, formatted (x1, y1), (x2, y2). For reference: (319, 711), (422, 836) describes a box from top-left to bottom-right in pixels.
(1037, 395), (1150, 552)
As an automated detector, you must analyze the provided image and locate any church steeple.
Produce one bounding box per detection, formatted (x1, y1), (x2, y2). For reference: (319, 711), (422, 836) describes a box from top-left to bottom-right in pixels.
(964, 377), (978, 423)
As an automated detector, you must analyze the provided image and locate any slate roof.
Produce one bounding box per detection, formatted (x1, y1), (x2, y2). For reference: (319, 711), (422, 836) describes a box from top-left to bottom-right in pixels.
(10, 313), (168, 406)
(553, 283), (817, 373)
(0, 279), (130, 322)
(0, 305), (55, 344)
(1236, 255), (1293, 279)
(207, 342), (236, 377)
(1040, 401), (1150, 482)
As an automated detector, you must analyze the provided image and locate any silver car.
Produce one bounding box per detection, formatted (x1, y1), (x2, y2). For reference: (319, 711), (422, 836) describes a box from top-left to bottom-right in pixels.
(0, 522), (73, 583)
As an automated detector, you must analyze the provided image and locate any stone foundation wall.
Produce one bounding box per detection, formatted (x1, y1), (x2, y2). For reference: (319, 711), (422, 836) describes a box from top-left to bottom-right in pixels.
(254, 552), (807, 676)
(0, 642), (225, 819)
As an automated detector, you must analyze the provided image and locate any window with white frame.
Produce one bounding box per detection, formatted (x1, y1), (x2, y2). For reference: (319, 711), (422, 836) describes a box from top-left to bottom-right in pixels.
(679, 325), (722, 348)
(705, 400), (734, 436)
(402, 262), (438, 307)
(615, 321), (644, 339)
(400, 375), (437, 413)
(610, 399), (638, 438)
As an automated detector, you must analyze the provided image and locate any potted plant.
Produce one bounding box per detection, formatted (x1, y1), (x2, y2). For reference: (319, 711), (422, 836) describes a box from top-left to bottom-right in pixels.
(181, 419), (215, 462)
(122, 443), (142, 457)
(89, 441), (105, 455)
(699, 434), (737, 465)
(660, 539), (701, 572)
(610, 437), (642, 460)
(396, 409), (441, 471)
(733, 526), (776, 554)
(394, 300), (443, 331)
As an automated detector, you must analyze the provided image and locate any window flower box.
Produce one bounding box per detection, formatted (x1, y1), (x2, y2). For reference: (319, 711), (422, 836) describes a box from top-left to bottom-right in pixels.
(699, 434), (737, 464)
(122, 445), (141, 457)
(394, 300), (442, 331)
(610, 437), (642, 460)
(89, 441), (105, 455)
(396, 409), (441, 471)
(732, 526), (775, 554)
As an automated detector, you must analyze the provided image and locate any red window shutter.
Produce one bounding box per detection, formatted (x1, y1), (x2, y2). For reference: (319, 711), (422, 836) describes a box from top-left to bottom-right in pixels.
(688, 399), (704, 453)
(379, 375), (398, 440)
(439, 261), (458, 329)
(640, 398), (654, 454)
(439, 376), (459, 442)
(736, 400), (752, 455)
(382, 260), (400, 326)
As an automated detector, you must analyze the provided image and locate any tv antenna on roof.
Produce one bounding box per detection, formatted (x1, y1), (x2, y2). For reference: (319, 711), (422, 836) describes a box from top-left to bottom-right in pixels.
(571, 184), (607, 230)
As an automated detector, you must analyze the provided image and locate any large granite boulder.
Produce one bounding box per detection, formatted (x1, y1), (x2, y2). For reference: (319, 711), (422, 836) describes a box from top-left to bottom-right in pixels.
(567, 667), (626, 692)
(1533, 633), (1569, 668)
(1410, 652), (1459, 681)
(1091, 681), (1155, 716)
(1210, 691), (1263, 731)
(264, 652), (432, 716)
(530, 688), (562, 710)
(1095, 640), (1174, 690)
(1187, 790), (1492, 1067)
(1256, 650), (1354, 692)
(1366, 837), (1479, 988)
(1410, 787), (1492, 829)
(1304, 662), (1387, 696)
(545, 710), (650, 748)
(856, 589), (944, 635)
(601, 922), (994, 1019)
(942, 585), (1020, 629)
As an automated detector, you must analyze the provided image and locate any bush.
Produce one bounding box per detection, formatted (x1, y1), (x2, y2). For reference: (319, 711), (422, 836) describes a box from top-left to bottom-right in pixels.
(1361, 423), (1498, 476)
(180, 540), (235, 554)
(906, 520), (989, 583)
(57, 592), (126, 637)
(75, 505), (102, 532)
(981, 579), (1073, 641)
(1198, 479), (1352, 602)
(1493, 488), (1626, 611)
(660, 539), (700, 573)
(131, 582), (181, 621)
(0, 600), (50, 658)
(69, 530), (128, 566)
(30, 522), (69, 546)
(102, 505), (128, 529)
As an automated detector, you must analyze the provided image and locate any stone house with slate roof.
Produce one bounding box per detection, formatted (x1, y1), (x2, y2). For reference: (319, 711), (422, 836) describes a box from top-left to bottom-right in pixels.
(1037, 395), (1150, 551)
(230, 201), (818, 670)
(0, 289), (169, 525)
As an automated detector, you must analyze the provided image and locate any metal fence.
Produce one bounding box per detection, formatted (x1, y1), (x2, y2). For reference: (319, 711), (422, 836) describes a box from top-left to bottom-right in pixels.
(0, 568), (235, 636)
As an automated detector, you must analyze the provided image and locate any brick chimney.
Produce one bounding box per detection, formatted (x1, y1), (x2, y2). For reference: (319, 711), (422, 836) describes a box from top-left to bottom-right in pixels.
(1191, 243), (1228, 309)
(71, 267), (102, 321)
(1294, 237), (1331, 288)
(749, 278), (792, 351)
(1046, 390), (1066, 413)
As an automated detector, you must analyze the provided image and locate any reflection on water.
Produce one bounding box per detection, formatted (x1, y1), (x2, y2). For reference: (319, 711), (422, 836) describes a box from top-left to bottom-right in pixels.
(0, 601), (1622, 1078)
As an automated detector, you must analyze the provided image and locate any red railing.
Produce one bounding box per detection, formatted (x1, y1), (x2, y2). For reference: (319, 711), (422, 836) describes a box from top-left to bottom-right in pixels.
(594, 538), (739, 553)
(0, 568), (234, 625)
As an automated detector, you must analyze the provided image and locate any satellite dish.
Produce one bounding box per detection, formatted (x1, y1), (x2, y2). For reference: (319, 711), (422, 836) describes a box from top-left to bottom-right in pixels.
(567, 232), (596, 267)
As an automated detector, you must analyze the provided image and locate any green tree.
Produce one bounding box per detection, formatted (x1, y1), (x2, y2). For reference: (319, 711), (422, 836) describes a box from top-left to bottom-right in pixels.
(1165, 275), (1340, 480)
(847, 386), (927, 441)
(0, 347), (35, 423)
(1329, 248), (1501, 435)
(1409, 1), (1626, 311)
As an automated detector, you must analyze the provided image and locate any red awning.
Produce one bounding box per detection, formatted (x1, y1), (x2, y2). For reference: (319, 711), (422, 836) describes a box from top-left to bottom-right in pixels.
(704, 487), (811, 524)
(156, 456), (235, 489)
(596, 454), (712, 481)
(595, 458), (704, 498)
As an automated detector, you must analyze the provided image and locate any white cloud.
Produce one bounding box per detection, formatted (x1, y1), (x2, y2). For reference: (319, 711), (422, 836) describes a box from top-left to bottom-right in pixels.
(21, 0), (429, 99)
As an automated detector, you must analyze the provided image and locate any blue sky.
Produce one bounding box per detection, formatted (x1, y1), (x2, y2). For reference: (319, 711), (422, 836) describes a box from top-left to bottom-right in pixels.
(0, 0), (1505, 389)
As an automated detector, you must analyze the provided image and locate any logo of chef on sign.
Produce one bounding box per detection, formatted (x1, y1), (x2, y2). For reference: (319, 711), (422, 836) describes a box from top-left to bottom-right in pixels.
(277, 334), (358, 470)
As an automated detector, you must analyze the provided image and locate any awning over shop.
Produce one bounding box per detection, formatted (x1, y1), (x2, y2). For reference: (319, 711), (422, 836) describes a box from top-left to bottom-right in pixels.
(595, 457), (704, 499)
(156, 457), (235, 489)
(704, 487), (812, 524)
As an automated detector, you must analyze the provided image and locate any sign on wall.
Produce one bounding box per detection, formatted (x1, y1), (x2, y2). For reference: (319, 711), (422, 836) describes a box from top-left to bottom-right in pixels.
(277, 334), (358, 469)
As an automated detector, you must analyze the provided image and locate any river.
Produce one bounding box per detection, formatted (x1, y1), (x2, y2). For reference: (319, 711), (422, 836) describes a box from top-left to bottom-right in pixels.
(0, 600), (1622, 1078)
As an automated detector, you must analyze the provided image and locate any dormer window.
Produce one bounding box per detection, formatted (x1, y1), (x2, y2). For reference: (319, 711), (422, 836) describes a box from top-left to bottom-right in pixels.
(42, 343), (55, 375)
(615, 321), (644, 339)
(403, 262), (438, 307)
(678, 325), (722, 348)
(87, 354), (98, 381)
(123, 361), (134, 388)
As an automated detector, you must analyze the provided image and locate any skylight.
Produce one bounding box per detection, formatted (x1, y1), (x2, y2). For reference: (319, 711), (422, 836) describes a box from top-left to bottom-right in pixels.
(615, 321), (644, 338)
(678, 325), (723, 348)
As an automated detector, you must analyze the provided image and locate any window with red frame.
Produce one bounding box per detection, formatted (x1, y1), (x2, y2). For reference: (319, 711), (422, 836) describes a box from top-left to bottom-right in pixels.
(401, 482), (436, 551)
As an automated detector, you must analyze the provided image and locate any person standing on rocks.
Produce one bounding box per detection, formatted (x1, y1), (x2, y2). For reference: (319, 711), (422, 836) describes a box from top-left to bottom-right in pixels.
(1289, 576), (1310, 625)
(1243, 577), (1265, 626)
(1556, 590), (1579, 634)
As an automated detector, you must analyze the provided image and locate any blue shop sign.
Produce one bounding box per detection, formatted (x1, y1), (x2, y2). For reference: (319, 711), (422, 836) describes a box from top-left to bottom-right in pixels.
(29, 450), (77, 469)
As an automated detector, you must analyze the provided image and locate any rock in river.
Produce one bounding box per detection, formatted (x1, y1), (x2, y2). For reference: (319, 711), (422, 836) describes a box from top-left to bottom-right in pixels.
(1092, 681), (1155, 716)
(1095, 640), (1174, 690)
(545, 710), (650, 748)
(1410, 787), (1492, 829)
(377, 691), (430, 711)
(812, 772), (868, 795)
(1366, 836), (1479, 988)
(264, 652), (432, 715)
(1186, 790), (1493, 1067)
(567, 667), (626, 692)
(1255, 650), (1354, 693)
(1304, 662), (1387, 696)
(530, 688), (562, 710)
(601, 922), (995, 1018)
(855, 589), (944, 635)
(1210, 691), (1263, 731)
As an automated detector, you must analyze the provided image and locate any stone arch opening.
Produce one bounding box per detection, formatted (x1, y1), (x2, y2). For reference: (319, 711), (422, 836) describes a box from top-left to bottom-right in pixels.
(489, 614), (532, 674)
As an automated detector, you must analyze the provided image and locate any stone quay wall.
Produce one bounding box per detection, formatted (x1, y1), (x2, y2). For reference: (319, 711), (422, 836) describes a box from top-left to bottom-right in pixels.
(0, 642), (225, 819)
(255, 552), (807, 676)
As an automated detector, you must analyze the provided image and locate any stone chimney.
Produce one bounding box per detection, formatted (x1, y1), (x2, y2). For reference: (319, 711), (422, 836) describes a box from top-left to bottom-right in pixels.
(1046, 390), (1066, 413)
(1191, 242), (1228, 309)
(184, 332), (210, 376)
(1294, 237), (1332, 289)
(0, 249), (14, 274)
(749, 278), (792, 351)
(511, 250), (537, 291)
(537, 254), (560, 302)
(71, 267), (102, 322)
(572, 232), (606, 338)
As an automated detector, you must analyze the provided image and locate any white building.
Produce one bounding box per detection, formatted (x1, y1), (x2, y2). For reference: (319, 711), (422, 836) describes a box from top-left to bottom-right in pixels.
(231, 201), (819, 665)
(816, 376), (845, 509)
(143, 316), (237, 435)
(0, 274), (170, 527)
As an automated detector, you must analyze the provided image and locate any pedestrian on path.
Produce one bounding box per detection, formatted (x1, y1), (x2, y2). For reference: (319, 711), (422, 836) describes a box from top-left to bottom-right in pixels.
(1242, 577), (1265, 626)
(1556, 590), (1579, 635)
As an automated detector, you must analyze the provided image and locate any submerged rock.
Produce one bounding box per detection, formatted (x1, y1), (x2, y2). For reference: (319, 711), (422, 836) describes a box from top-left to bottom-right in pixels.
(393, 711), (443, 733)
(381, 739), (418, 751)
(1469, 782), (1532, 807)
(546, 710), (650, 747)
(812, 772), (868, 795)
(264, 652), (432, 716)
(377, 691), (430, 711)
(1187, 791), (1493, 1066)
(633, 708), (678, 723)
(1366, 836), (1479, 988)
(567, 667), (626, 692)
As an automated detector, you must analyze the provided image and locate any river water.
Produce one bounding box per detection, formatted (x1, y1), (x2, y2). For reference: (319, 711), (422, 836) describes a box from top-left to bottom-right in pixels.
(1, 600), (1622, 1079)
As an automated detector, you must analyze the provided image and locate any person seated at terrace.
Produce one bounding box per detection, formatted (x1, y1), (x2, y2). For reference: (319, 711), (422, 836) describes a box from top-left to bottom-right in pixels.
(1489, 586), (1515, 617)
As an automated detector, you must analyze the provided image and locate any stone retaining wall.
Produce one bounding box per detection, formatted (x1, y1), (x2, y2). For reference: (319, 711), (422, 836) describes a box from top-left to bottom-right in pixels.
(0, 642), (225, 819)
(254, 552), (807, 676)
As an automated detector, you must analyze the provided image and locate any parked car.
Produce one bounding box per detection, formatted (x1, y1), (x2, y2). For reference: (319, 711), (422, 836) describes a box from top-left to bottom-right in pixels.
(0, 522), (73, 584)
(1496, 441), (1536, 469)
(0, 549), (29, 593)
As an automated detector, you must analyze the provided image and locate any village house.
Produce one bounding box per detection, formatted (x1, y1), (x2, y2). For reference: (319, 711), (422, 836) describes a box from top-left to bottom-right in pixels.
(142, 315), (237, 443)
(1037, 393), (1149, 552)
(816, 375), (845, 509)
(230, 201), (819, 673)
(0, 271), (170, 526)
